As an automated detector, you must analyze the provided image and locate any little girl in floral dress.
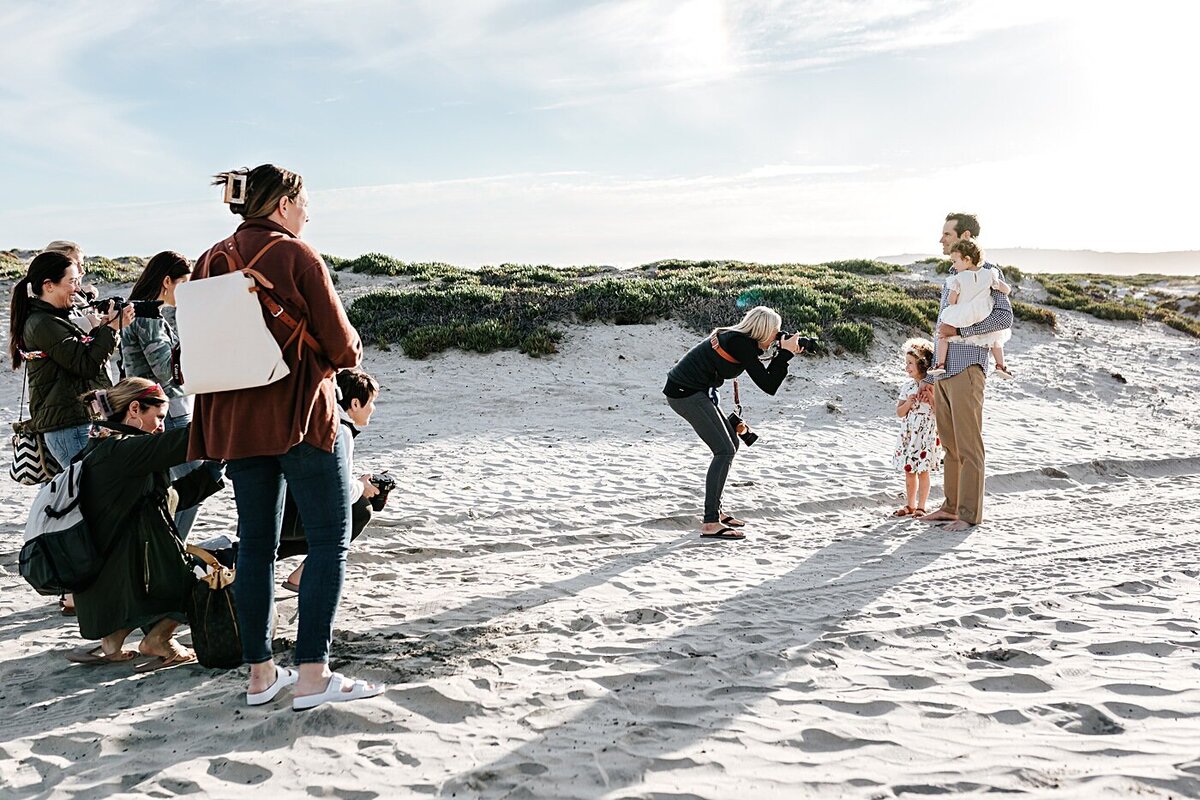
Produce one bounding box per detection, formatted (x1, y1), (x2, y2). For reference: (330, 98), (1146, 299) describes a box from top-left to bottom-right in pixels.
(892, 338), (943, 516)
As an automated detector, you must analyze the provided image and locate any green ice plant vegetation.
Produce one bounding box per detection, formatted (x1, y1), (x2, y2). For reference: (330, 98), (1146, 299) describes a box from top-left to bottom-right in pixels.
(345, 258), (989, 359)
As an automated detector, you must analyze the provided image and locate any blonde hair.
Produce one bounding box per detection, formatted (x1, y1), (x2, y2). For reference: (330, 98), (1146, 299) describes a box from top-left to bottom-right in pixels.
(80, 377), (167, 426)
(43, 240), (83, 264)
(902, 337), (935, 376)
(717, 305), (782, 343)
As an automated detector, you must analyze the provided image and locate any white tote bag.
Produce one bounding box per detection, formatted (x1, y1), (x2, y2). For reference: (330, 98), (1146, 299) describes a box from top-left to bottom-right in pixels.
(175, 269), (290, 395)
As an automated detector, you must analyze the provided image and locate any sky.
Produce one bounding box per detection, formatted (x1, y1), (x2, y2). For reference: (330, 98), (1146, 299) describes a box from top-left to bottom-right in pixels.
(1, 0), (1197, 267)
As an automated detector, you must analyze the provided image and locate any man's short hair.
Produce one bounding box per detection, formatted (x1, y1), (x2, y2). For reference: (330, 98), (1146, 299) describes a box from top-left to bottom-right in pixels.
(945, 213), (980, 238)
(950, 240), (983, 265)
(336, 368), (379, 410)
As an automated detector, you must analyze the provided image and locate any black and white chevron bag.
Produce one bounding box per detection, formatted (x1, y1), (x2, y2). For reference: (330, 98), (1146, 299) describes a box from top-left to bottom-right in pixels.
(9, 357), (61, 486)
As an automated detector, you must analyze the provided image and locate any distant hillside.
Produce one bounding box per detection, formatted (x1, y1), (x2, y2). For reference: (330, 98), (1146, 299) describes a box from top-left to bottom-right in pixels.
(878, 248), (1200, 276)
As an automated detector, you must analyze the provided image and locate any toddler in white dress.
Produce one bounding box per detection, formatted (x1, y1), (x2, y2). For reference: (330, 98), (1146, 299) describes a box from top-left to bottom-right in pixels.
(929, 240), (1013, 378)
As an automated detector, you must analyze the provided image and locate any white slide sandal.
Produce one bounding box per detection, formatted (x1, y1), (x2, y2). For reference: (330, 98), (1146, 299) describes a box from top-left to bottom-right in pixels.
(246, 666), (299, 706)
(292, 672), (385, 712)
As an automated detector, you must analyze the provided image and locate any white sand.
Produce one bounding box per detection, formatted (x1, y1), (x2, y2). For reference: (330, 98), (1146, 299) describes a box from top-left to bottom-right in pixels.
(2, 274), (1200, 799)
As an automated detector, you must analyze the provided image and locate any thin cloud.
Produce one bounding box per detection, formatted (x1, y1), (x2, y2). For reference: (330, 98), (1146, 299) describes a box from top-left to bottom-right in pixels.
(0, 2), (191, 181)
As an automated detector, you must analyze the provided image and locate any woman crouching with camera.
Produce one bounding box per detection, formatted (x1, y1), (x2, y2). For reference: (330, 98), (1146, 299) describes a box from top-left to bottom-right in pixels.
(68, 378), (223, 668)
(664, 306), (804, 540)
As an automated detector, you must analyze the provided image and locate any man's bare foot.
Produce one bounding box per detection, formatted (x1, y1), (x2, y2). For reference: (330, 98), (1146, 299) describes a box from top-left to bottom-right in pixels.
(940, 520), (974, 532)
(918, 508), (956, 522)
(699, 521), (727, 535)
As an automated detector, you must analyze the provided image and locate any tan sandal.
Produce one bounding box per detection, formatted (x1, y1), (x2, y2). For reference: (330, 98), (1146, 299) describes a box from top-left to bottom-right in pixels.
(892, 506), (915, 517)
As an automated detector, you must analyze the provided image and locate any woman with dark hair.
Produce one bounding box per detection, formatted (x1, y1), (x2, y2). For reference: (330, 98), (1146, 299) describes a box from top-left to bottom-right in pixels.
(121, 251), (202, 535)
(664, 305), (805, 540)
(191, 164), (382, 709)
(9, 251), (133, 469)
(69, 378), (222, 667)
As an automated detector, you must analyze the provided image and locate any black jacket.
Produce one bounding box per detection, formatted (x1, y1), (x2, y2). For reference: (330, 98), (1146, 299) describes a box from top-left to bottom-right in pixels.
(664, 330), (793, 398)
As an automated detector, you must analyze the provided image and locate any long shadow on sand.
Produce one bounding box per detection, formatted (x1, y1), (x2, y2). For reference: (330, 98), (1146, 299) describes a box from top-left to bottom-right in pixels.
(440, 522), (973, 798)
(372, 532), (697, 641)
(0, 533), (696, 797)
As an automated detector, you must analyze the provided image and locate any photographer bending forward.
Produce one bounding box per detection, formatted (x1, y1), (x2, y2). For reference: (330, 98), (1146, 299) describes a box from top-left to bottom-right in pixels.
(664, 306), (803, 540)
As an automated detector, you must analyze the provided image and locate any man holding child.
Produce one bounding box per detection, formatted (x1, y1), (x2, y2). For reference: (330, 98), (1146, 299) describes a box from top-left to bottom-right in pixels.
(919, 212), (1014, 532)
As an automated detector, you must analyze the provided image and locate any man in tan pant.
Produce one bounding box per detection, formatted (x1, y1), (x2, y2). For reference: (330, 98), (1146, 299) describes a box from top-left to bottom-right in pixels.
(919, 213), (1013, 532)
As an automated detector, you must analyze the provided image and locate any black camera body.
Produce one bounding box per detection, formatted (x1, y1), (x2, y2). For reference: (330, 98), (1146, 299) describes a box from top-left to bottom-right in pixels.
(367, 471), (396, 512)
(87, 296), (163, 319)
(775, 331), (820, 352)
(726, 412), (759, 447)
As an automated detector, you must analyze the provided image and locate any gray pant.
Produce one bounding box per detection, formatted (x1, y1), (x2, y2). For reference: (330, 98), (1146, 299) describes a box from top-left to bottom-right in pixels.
(667, 391), (740, 523)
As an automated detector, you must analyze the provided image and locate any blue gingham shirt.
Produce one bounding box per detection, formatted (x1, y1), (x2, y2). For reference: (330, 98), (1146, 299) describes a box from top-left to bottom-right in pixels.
(929, 262), (1014, 380)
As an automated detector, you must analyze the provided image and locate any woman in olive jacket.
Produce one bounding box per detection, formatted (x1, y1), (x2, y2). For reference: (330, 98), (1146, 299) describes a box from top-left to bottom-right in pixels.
(68, 378), (223, 668)
(8, 251), (133, 467)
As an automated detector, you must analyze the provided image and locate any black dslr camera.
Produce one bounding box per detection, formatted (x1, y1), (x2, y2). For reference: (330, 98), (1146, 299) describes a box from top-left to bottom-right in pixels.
(87, 296), (164, 319)
(726, 412), (759, 447)
(367, 471), (396, 512)
(775, 331), (820, 352)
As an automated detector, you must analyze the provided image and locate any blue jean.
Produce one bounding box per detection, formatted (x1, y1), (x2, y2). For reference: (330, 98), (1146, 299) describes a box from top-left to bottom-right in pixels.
(164, 413), (202, 538)
(43, 423), (93, 469)
(227, 436), (351, 665)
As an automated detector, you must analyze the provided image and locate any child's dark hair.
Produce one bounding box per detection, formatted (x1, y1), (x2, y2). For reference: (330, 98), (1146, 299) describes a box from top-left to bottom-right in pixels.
(950, 240), (983, 265)
(902, 338), (934, 377)
(336, 368), (379, 410)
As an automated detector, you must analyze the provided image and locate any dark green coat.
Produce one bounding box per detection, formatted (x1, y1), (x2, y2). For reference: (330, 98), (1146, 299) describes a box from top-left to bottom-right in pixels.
(74, 426), (222, 640)
(21, 299), (117, 434)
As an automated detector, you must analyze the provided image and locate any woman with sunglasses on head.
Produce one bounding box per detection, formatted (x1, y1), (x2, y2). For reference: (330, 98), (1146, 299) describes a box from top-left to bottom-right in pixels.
(67, 378), (223, 668)
(191, 164), (381, 710)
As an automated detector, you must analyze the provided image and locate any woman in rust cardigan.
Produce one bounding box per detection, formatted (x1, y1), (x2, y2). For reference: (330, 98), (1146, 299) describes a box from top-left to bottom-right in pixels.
(191, 164), (383, 711)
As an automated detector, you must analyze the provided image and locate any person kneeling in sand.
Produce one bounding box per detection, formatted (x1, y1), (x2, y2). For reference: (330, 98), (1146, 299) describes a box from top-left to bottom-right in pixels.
(663, 306), (805, 540)
(928, 240), (1014, 379)
(278, 367), (385, 591)
(68, 379), (223, 669)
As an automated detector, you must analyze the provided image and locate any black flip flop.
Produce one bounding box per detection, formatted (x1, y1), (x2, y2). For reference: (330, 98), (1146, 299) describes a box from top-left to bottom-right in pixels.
(719, 515), (746, 528)
(700, 527), (745, 540)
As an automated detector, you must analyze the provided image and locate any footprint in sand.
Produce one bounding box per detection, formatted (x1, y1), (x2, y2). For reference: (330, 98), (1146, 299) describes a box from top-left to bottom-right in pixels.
(207, 758), (272, 785)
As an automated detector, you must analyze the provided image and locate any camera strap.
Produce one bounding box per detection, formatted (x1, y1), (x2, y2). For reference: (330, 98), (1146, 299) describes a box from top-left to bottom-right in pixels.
(709, 332), (739, 364)
(732, 379), (742, 416)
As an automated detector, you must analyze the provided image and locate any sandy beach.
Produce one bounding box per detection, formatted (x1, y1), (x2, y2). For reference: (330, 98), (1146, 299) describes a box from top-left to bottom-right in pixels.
(2, 266), (1200, 799)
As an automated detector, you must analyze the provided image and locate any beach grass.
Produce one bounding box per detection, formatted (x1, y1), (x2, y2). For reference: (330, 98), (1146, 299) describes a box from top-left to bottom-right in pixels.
(347, 258), (947, 359)
(1026, 274), (1200, 338)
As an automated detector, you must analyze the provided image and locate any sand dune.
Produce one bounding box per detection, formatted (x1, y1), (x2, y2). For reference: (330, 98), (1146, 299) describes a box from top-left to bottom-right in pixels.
(1, 282), (1199, 798)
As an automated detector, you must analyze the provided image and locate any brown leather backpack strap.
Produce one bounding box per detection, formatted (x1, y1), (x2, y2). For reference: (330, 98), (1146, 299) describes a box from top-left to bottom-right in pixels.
(710, 332), (739, 364)
(220, 234), (325, 359)
(243, 236), (286, 271)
